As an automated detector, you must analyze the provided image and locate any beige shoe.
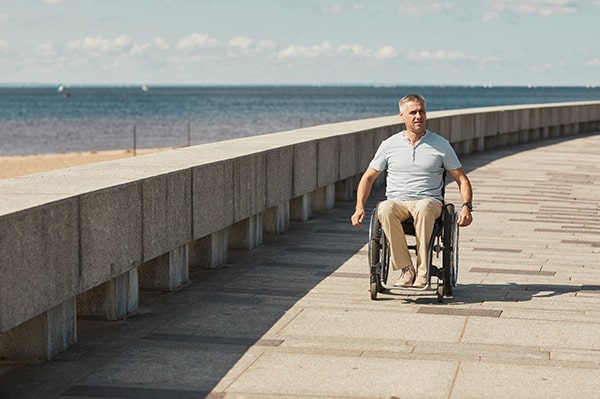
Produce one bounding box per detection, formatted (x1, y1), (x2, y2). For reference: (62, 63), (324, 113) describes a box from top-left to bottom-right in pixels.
(395, 266), (415, 287)
(412, 275), (428, 288)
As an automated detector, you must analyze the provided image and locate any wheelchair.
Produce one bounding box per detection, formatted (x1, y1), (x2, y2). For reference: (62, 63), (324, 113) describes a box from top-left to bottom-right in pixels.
(367, 201), (459, 302)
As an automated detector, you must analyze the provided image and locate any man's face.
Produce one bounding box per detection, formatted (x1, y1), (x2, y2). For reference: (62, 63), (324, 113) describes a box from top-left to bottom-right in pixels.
(400, 100), (427, 133)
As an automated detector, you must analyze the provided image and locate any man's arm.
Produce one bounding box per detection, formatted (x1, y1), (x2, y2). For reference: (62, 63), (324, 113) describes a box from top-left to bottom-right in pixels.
(447, 167), (473, 227)
(351, 167), (381, 228)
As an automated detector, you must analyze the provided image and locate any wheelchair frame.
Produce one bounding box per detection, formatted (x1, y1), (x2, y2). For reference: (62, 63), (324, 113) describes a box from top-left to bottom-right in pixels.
(367, 202), (459, 302)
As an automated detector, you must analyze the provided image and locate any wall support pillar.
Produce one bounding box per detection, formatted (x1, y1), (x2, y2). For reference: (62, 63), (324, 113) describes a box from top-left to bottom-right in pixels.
(189, 228), (229, 269)
(263, 202), (290, 235)
(230, 214), (263, 250)
(290, 193), (313, 221)
(139, 245), (189, 291)
(0, 298), (76, 361)
(313, 184), (335, 212)
(77, 269), (138, 321)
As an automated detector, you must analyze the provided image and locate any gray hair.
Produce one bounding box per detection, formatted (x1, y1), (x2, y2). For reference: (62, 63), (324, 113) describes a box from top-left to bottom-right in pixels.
(398, 94), (426, 113)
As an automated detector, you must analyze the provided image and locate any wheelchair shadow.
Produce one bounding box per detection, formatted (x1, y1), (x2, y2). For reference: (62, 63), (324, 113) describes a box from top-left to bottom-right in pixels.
(376, 283), (600, 306)
(450, 283), (600, 304)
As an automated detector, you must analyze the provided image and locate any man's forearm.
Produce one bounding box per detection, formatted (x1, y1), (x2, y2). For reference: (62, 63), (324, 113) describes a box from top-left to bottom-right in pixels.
(355, 178), (373, 211)
(459, 178), (473, 204)
(355, 168), (379, 210)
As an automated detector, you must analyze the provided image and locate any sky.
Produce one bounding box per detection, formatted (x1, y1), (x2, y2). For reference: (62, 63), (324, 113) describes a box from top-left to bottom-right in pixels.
(1, 0), (600, 87)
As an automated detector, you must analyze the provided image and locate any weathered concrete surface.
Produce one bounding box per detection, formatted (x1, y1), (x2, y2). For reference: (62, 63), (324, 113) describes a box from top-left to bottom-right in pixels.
(0, 132), (599, 398)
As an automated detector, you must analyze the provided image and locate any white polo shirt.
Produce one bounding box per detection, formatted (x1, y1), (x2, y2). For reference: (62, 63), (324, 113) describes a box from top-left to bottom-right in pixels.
(369, 130), (462, 201)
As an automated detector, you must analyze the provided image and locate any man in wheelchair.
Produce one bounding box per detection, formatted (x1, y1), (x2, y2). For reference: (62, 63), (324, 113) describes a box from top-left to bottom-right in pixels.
(351, 94), (473, 288)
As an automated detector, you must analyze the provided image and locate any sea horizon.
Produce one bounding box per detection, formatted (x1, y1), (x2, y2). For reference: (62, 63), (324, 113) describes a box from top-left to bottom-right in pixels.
(1, 85), (599, 156)
(1, 83), (599, 88)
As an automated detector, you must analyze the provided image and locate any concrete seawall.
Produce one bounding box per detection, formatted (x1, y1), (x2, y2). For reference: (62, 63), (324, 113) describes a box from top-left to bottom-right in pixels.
(1, 101), (599, 360)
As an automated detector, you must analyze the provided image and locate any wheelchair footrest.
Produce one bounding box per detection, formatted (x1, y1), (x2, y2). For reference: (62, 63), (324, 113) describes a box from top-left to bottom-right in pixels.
(385, 283), (434, 292)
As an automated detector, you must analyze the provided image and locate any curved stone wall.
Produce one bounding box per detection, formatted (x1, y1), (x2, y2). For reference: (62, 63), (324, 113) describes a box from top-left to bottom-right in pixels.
(1, 101), (599, 360)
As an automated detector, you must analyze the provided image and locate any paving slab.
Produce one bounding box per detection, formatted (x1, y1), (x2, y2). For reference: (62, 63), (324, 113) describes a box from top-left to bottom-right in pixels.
(0, 132), (599, 398)
(224, 352), (458, 398)
(453, 362), (600, 399)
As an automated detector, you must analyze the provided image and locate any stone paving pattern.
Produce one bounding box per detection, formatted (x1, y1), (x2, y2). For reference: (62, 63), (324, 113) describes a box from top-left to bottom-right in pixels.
(0, 132), (599, 398)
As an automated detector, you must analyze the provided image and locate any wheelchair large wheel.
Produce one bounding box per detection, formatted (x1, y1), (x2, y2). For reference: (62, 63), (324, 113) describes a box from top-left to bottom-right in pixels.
(368, 208), (389, 300)
(442, 203), (457, 296)
(380, 236), (390, 288)
(368, 208), (382, 299)
(451, 212), (459, 287)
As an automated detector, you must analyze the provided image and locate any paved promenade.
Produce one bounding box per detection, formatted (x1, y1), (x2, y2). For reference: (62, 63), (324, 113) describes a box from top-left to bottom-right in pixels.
(1, 132), (599, 398)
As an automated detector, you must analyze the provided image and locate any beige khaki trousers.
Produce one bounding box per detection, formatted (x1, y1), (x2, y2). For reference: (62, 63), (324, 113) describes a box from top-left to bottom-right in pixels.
(377, 198), (443, 278)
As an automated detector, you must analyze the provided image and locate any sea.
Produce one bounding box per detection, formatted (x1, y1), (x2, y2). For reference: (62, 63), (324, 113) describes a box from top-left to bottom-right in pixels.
(1, 85), (599, 156)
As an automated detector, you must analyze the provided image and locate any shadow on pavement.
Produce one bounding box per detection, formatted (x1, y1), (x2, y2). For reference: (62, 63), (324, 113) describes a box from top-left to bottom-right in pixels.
(376, 283), (600, 306)
(0, 203), (370, 398)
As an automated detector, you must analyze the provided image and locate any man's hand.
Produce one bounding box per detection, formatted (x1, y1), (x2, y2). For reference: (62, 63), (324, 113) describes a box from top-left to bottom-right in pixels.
(457, 207), (472, 227)
(351, 209), (365, 228)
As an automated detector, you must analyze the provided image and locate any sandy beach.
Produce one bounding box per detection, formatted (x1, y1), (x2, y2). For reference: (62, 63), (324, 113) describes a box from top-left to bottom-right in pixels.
(0, 148), (171, 179)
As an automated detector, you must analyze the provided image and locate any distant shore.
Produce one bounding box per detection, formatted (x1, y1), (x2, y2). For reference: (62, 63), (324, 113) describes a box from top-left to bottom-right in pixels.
(0, 148), (171, 179)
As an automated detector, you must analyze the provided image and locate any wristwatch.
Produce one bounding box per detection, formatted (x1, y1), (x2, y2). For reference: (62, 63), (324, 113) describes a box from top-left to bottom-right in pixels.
(462, 202), (473, 211)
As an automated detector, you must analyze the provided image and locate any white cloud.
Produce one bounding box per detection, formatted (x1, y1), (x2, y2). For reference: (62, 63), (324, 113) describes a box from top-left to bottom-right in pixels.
(375, 46), (397, 59)
(154, 37), (170, 50)
(176, 33), (218, 50)
(586, 58), (600, 66)
(36, 43), (57, 56)
(396, 1), (455, 16)
(257, 40), (276, 51)
(229, 36), (253, 50)
(322, 4), (345, 15)
(227, 36), (276, 56)
(66, 35), (132, 53)
(322, 2), (364, 15)
(0, 40), (9, 50)
(42, 0), (64, 4)
(336, 44), (397, 59)
(276, 41), (333, 59)
(482, 11), (499, 22)
(275, 41), (396, 60)
(480, 56), (501, 64)
(129, 42), (152, 56)
(336, 44), (369, 57)
(483, 0), (579, 21)
(407, 50), (476, 61)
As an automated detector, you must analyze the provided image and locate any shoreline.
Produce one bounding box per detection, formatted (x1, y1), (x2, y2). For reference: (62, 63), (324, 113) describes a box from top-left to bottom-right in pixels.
(0, 148), (172, 179)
